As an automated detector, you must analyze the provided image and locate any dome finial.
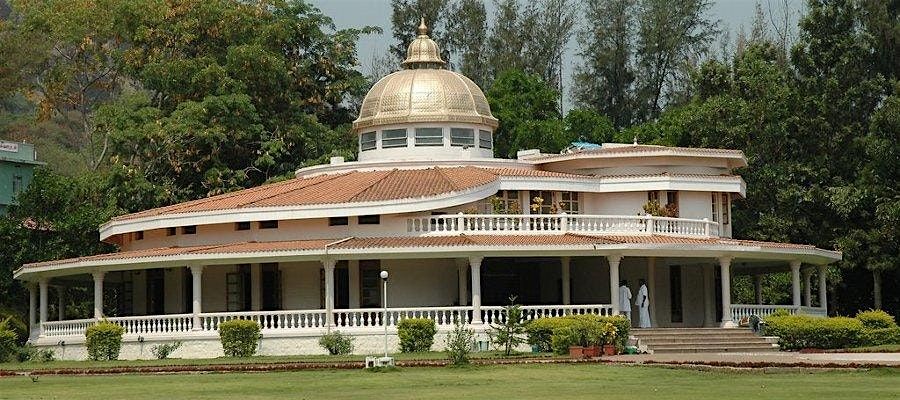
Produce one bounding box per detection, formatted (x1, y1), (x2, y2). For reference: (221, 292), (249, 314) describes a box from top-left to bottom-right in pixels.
(418, 17), (428, 36)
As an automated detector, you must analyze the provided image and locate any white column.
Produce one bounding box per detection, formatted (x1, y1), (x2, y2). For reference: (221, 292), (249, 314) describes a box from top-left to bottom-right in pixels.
(703, 265), (715, 327)
(719, 257), (735, 327)
(646, 257), (656, 325)
(323, 259), (336, 327)
(250, 263), (262, 311)
(92, 271), (105, 319)
(28, 283), (37, 330)
(561, 256), (571, 305)
(57, 286), (65, 321)
(818, 265), (828, 312)
(803, 270), (812, 307)
(754, 275), (763, 304)
(470, 256), (483, 324)
(456, 258), (468, 306)
(38, 279), (48, 325)
(190, 265), (203, 330)
(790, 260), (802, 308)
(608, 255), (622, 315)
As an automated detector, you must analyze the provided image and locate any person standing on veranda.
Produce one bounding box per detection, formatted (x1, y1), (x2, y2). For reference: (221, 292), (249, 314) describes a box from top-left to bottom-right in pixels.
(618, 280), (633, 325)
(636, 279), (651, 328)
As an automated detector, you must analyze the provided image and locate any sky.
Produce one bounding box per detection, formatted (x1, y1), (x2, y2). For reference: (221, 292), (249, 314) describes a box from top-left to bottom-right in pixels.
(310, 0), (806, 111)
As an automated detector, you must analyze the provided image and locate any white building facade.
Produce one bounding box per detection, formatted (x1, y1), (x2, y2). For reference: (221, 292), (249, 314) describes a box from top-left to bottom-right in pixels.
(15, 23), (840, 359)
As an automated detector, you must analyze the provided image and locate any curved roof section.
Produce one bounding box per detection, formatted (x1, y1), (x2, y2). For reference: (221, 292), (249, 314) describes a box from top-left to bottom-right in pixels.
(528, 144), (748, 169)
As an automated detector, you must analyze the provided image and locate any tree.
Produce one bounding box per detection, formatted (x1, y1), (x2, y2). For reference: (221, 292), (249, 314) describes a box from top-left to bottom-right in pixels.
(564, 108), (616, 144)
(486, 0), (527, 83)
(445, 0), (487, 86)
(634, 0), (718, 120)
(390, 0), (450, 62)
(573, 0), (636, 128)
(521, 0), (578, 93)
(489, 296), (526, 356)
(486, 69), (570, 158)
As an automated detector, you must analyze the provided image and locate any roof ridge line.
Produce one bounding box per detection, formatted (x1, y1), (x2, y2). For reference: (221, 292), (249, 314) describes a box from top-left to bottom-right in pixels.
(243, 172), (351, 207)
(349, 169), (399, 202)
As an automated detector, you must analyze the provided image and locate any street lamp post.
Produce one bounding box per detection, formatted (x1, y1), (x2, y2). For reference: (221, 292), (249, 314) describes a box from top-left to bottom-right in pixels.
(380, 270), (389, 359)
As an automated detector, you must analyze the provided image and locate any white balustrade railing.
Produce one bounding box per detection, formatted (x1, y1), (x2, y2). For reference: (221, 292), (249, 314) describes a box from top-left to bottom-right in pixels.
(108, 314), (194, 335)
(481, 304), (614, 325)
(407, 214), (719, 238)
(731, 304), (828, 321)
(199, 310), (327, 332)
(37, 304), (616, 337)
(41, 318), (96, 337)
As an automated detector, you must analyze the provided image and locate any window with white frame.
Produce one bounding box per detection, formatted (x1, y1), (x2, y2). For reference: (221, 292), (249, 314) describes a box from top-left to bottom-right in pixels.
(529, 190), (553, 214)
(478, 130), (492, 149)
(360, 132), (376, 151)
(415, 127), (443, 146)
(559, 192), (580, 214)
(493, 190), (520, 213)
(711, 192), (718, 222)
(381, 129), (408, 148)
(721, 193), (730, 225)
(450, 128), (475, 147)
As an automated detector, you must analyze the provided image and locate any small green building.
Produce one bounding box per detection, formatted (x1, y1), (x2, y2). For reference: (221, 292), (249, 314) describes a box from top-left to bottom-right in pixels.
(0, 140), (44, 215)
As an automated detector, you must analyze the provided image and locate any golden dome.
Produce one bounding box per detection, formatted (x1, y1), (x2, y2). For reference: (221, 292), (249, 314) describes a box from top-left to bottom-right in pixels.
(352, 19), (498, 133)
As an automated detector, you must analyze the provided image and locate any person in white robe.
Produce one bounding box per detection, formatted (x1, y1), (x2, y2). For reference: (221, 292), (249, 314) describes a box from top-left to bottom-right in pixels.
(635, 279), (651, 328)
(618, 280), (632, 324)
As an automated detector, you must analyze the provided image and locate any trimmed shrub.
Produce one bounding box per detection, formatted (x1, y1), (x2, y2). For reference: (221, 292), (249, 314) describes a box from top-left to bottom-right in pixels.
(218, 319), (260, 357)
(526, 314), (630, 354)
(85, 320), (125, 361)
(0, 328), (17, 362)
(856, 310), (898, 330)
(861, 327), (900, 347)
(318, 331), (354, 355)
(764, 315), (864, 350)
(151, 341), (183, 360)
(398, 318), (437, 353)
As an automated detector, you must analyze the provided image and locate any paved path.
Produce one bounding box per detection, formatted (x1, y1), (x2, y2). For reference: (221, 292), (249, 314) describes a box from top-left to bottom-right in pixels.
(606, 352), (900, 367)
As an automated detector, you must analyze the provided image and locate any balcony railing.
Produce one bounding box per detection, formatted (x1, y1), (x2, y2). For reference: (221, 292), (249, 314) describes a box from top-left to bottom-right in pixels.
(731, 304), (827, 322)
(37, 304), (613, 337)
(407, 214), (719, 238)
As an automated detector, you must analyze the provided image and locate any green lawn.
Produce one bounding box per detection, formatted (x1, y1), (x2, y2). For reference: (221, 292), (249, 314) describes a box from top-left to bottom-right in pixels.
(844, 344), (900, 353)
(0, 363), (897, 400)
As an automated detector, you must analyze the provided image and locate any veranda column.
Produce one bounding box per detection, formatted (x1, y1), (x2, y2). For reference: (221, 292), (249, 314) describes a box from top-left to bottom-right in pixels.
(818, 265), (828, 313)
(646, 257), (656, 325)
(456, 258), (468, 306)
(803, 269), (812, 307)
(322, 259), (336, 327)
(190, 265), (203, 330)
(561, 256), (571, 305)
(57, 286), (65, 321)
(719, 257), (735, 327)
(92, 271), (105, 319)
(754, 275), (763, 304)
(38, 279), (48, 326)
(28, 283), (37, 330)
(608, 255), (622, 315)
(469, 256), (483, 324)
(790, 260), (802, 308)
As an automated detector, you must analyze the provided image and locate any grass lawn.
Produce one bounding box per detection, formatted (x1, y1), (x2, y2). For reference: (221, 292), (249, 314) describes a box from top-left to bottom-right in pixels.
(0, 363), (897, 400)
(843, 344), (900, 353)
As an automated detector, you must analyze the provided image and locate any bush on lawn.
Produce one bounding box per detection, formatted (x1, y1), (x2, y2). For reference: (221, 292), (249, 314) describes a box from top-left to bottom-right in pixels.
(218, 319), (260, 357)
(318, 331), (354, 355)
(445, 320), (475, 365)
(526, 314), (629, 354)
(764, 315), (864, 350)
(151, 341), (183, 360)
(0, 325), (17, 362)
(856, 310), (898, 330)
(85, 320), (125, 361)
(0, 308), (28, 346)
(16, 344), (55, 362)
(398, 318), (437, 353)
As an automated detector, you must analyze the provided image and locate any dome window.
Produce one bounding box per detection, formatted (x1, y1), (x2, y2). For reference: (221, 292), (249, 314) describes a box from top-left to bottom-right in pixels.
(381, 129), (408, 148)
(479, 130), (493, 150)
(360, 132), (376, 151)
(415, 128), (444, 146)
(450, 128), (475, 147)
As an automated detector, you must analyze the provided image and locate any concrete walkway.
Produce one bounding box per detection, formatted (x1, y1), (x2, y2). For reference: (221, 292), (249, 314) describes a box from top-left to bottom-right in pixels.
(607, 352), (900, 367)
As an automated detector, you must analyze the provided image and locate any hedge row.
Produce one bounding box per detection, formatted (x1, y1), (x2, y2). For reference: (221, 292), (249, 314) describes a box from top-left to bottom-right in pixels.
(525, 314), (630, 354)
(764, 309), (900, 350)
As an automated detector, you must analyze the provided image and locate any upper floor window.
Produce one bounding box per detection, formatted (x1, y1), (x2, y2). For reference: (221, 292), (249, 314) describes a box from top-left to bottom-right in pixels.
(259, 220), (279, 229)
(360, 132), (376, 151)
(381, 129), (408, 148)
(182, 225), (197, 235)
(235, 221), (251, 231)
(492, 190), (520, 213)
(665, 191), (679, 217)
(530, 191), (554, 214)
(358, 215), (380, 225)
(648, 191), (659, 203)
(329, 216), (349, 226)
(478, 130), (492, 149)
(450, 128), (475, 147)
(710, 193), (718, 222)
(721, 193), (730, 225)
(415, 128), (443, 146)
(12, 175), (23, 195)
(559, 192), (580, 214)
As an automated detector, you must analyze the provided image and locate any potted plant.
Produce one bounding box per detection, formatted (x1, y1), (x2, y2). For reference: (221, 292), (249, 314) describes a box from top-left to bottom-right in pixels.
(601, 322), (618, 356)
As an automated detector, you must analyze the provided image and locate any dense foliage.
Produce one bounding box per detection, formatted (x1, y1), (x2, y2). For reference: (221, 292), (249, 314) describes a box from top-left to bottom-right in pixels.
(444, 319), (475, 365)
(397, 318), (437, 353)
(318, 331), (355, 355)
(764, 310), (900, 350)
(525, 315), (630, 354)
(218, 319), (260, 357)
(85, 320), (125, 361)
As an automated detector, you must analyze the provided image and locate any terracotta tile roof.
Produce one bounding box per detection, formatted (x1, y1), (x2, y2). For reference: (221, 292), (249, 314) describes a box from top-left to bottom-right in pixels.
(331, 234), (604, 249)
